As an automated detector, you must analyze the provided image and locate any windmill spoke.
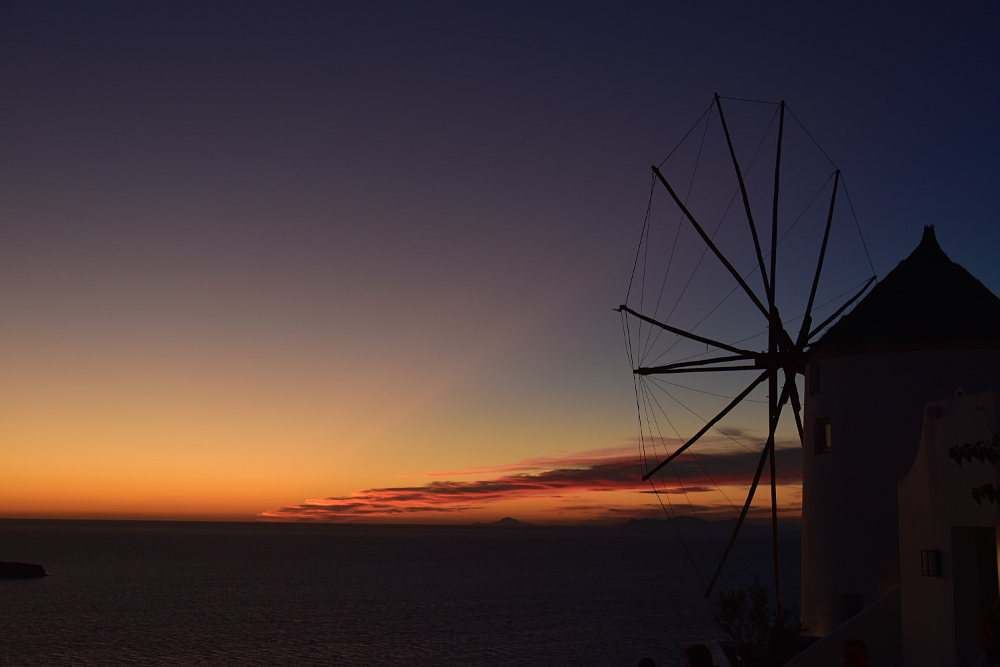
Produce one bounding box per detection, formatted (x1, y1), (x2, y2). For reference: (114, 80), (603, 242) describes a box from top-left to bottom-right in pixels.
(637, 353), (753, 371)
(786, 374), (805, 446)
(807, 276), (876, 340)
(768, 370), (783, 619)
(618, 305), (758, 357)
(769, 438), (783, 618)
(715, 93), (770, 300)
(765, 101), (786, 619)
(636, 365), (759, 375)
(704, 379), (792, 599)
(650, 166), (770, 319)
(769, 102), (785, 306)
(797, 170), (840, 347)
(641, 370), (769, 481)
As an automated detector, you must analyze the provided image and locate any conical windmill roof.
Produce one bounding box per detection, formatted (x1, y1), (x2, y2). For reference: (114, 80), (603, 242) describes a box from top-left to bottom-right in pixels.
(808, 226), (1000, 360)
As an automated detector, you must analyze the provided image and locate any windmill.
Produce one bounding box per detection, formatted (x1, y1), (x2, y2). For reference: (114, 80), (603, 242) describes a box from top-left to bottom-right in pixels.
(617, 94), (876, 614)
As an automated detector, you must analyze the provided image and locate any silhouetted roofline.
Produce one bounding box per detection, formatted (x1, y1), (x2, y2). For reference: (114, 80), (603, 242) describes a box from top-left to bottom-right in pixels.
(808, 226), (1000, 361)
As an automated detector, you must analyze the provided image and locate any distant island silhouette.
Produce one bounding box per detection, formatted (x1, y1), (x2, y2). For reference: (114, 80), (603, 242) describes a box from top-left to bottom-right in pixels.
(0, 562), (46, 578)
(471, 517), (533, 527)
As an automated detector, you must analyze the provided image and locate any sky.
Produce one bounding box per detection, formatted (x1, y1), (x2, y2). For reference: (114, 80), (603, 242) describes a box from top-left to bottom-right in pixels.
(0, 1), (997, 524)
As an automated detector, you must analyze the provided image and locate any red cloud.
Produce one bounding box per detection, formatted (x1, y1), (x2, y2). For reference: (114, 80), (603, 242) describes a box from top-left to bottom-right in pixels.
(260, 445), (801, 522)
(261, 458), (643, 521)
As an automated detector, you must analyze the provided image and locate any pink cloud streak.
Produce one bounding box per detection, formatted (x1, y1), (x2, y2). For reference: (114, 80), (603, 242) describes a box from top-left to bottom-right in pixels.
(260, 446), (801, 522)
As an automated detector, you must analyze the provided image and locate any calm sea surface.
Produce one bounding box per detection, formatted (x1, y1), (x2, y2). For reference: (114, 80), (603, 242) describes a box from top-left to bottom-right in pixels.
(0, 519), (799, 666)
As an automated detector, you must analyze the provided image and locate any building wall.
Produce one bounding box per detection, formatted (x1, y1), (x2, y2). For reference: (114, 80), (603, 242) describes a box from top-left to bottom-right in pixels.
(801, 347), (1000, 636)
(897, 390), (998, 667)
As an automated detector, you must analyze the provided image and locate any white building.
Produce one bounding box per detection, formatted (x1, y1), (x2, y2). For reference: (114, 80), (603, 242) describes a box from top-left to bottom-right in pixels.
(787, 226), (1000, 666)
(898, 389), (998, 667)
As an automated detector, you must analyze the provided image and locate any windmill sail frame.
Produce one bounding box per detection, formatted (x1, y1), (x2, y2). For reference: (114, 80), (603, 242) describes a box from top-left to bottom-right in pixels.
(619, 94), (876, 612)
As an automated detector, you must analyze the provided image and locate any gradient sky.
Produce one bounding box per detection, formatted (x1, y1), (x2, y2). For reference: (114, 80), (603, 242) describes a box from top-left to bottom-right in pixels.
(1, 2), (997, 524)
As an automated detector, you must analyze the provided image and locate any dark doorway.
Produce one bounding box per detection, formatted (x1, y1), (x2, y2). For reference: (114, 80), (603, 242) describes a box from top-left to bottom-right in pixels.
(952, 526), (999, 666)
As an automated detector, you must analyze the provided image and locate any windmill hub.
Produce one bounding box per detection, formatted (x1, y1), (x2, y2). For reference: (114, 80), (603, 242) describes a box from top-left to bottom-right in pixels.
(754, 349), (804, 373)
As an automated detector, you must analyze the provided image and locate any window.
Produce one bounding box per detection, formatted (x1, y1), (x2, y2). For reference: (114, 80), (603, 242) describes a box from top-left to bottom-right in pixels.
(921, 550), (942, 576)
(814, 418), (831, 454)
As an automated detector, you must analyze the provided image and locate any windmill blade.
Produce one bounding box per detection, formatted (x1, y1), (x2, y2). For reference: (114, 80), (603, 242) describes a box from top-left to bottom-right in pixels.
(765, 100), (787, 617)
(768, 372), (784, 619)
(785, 374), (805, 446)
(807, 276), (876, 340)
(641, 370), (769, 481)
(618, 305), (758, 357)
(650, 166), (770, 319)
(768, 102), (785, 305)
(768, 437), (784, 619)
(636, 353), (755, 372)
(715, 93), (770, 299)
(636, 365), (759, 375)
(796, 170), (840, 347)
(704, 379), (792, 598)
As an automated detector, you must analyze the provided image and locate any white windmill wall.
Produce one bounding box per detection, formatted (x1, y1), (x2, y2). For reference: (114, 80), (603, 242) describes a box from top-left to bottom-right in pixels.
(801, 347), (1000, 636)
(897, 389), (999, 667)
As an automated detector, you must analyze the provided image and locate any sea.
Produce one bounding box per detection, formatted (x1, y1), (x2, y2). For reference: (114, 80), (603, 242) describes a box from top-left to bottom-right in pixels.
(0, 518), (800, 666)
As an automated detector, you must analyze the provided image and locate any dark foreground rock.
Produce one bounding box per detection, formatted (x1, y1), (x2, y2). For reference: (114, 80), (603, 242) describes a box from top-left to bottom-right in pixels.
(0, 562), (46, 578)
